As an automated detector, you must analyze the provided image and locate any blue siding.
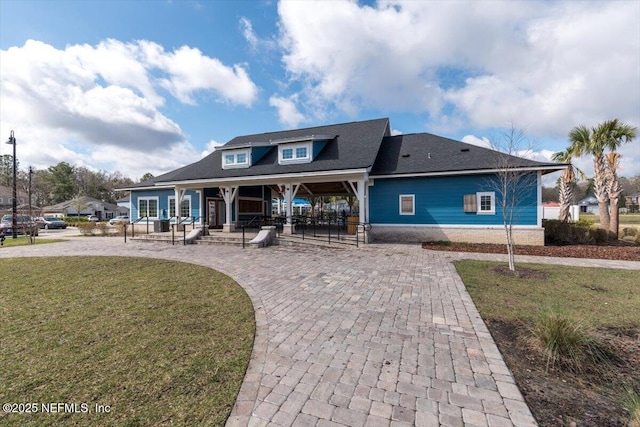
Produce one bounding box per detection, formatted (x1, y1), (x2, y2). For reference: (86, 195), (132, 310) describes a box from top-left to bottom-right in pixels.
(369, 174), (538, 226)
(131, 189), (201, 222)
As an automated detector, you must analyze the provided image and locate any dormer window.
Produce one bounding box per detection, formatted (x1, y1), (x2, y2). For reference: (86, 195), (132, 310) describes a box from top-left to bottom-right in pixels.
(279, 142), (311, 164)
(222, 149), (250, 169)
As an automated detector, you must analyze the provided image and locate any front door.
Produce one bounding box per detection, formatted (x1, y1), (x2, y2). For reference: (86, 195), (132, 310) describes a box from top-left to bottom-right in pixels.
(207, 198), (225, 229)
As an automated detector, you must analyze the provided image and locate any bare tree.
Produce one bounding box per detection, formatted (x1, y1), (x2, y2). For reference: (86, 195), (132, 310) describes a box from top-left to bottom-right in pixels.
(486, 127), (540, 272)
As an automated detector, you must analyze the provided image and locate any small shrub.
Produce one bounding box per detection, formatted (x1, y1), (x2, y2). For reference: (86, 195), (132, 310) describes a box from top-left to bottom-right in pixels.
(76, 223), (94, 235)
(588, 227), (609, 244)
(575, 219), (595, 227)
(530, 312), (607, 373)
(622, 227), (638, 237)
(543, 219), (594, 245)
(95, 222), (108, 236)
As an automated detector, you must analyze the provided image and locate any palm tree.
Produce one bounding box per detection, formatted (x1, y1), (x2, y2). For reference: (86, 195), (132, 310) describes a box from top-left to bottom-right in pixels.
(568, 120), (636, 237)
(599, 120), (636, 237)
(551, 149), (583, 222)
(568, 125), (609, 231)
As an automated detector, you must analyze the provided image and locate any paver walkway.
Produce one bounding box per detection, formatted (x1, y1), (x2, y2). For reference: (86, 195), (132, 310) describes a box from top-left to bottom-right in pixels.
(6, 238), (636, 426)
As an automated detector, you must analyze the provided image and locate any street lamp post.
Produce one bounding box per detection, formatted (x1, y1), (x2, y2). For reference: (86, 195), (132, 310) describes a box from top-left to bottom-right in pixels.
(5, 130), (17, 239)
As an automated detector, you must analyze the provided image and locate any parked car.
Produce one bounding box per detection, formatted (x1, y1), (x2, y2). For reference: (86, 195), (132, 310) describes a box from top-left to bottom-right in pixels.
(0, 214), (39, 236)
(34, 216), (68, 229)
(87, 215), (99, 222)
(109, 216), (130, 225)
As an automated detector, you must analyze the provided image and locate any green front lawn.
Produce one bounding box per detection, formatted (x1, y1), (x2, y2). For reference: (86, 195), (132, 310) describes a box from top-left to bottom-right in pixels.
(455, 260), (639, 328)
(1, 237), (67, 247)
(0, 257), (255, 426)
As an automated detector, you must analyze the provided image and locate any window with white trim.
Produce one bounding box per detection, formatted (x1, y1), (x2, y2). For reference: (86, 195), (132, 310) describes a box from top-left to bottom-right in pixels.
(222, 149), (250, 169)
(399, 194), (415, 215)
(168, 195), (191, 218)
(278, 142), (311, 164)
(476, 192), (495, 214)
(138, 197), (159, 219)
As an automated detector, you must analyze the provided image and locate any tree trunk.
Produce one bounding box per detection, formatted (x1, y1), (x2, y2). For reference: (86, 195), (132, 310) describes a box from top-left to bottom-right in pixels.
(592, 155), (610, 233)
(558, 181), (572, 222)
(609, 197), (620, 239)
(505, 224), (515, 271)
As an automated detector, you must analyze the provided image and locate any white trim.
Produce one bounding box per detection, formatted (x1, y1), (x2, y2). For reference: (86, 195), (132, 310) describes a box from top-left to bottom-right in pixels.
(279, 142), (311, 165)
(399, 194), (415, 215)
(157, 168), (370, 187)
(537, 171), (543, 227)
(137, 196), (159, 219)
(476, 191), (495, 215)
(168, 195), (192, 219)
(222, 149), (250, 169)
(370, 165), (565, 180)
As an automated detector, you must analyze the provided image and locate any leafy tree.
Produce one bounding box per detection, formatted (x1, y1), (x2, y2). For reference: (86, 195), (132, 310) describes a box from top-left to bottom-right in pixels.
(47, 162), (76, 203)
(0, 154), (18, 187)
(139, 172), (155, 182)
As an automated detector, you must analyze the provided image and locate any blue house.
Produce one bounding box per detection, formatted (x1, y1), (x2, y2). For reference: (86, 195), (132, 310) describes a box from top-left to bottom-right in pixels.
(123, 118), (564, 245)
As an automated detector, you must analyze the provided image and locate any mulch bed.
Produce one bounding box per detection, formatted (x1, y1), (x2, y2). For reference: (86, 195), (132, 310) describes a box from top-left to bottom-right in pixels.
(422, 241), (640, 261)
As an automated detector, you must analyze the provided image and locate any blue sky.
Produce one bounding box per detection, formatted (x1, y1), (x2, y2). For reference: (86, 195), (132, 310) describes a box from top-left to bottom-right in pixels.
(1, 0), (639, 183)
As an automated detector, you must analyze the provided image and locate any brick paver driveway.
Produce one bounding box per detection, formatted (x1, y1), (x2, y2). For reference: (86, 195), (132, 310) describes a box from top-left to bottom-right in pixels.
(1, 238), (537, 426)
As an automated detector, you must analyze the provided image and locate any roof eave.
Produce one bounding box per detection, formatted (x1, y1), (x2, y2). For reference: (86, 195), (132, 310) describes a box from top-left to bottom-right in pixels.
(371, 164), (566, 179)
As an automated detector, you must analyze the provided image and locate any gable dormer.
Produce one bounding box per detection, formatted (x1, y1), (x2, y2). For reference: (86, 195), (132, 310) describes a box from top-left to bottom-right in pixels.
(219, 142), (273, 169)
(271, 135), (335, 165)
(220, 147), (250, 169)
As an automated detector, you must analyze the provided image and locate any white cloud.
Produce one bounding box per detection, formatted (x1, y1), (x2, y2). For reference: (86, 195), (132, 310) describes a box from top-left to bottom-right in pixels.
(201, 139), (224, 157)
(461, 135), (493, 149)
(240, 17), (259, 50)
(269, 95), (306, 128)
(144, 43), (258, 107)
(0, 38), (260, 178)
(276, 0), (640, 137)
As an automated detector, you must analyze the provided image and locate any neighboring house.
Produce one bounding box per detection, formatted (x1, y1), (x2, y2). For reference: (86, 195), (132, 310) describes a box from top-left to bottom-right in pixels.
(577, 194), (599, 215)
(0, 184), (27, 213)
(121, 118), (565, 245)
(116, 196), (131, 216)
(625, 192), (640, 213)
(42, 196), (122, 220)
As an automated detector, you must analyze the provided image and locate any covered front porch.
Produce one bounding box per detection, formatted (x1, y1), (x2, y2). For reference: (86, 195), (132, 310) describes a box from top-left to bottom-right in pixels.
(165, 170), (371, 240)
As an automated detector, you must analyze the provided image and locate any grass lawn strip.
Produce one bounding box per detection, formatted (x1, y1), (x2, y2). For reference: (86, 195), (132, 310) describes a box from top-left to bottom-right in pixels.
(1, 237), (67, 248)
(0, 257), (255, 427)
(455, 260), (640, 426)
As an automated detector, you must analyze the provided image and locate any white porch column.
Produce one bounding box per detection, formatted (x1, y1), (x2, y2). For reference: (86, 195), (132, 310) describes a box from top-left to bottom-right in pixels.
(348, 180), (366, 224)
(221, 186), (238, 232)
(174, 187), (186, 219)
(349, 179), (369, 242)
(282, 183), (301, 235)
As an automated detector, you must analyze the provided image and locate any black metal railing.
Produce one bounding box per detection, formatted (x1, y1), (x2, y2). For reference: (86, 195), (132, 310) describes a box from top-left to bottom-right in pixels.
(124, 216), (148, 242)
(284, 217), (370, 247)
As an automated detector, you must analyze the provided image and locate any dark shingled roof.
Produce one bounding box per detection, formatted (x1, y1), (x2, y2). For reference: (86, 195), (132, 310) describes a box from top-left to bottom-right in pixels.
(370, 133), (562, 176)
(124, 118), (564, 189)
(151, 118), (390, 184)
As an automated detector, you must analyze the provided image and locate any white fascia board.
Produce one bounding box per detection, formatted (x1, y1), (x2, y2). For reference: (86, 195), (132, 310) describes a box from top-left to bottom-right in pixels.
(119, 184), (174, 191)
(159, 168), (370, 188)
(370, 165), (566, 180)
